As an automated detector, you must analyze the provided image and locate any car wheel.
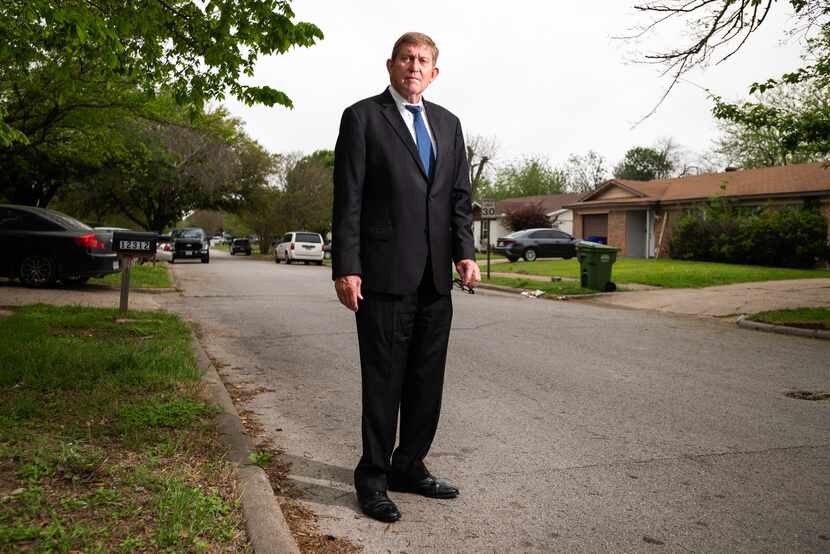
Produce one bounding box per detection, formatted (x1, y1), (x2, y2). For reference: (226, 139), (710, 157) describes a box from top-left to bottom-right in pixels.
(315, 260), (323, 266)
(507, 256), (519, 263)
(19, 254), (57, 287)
(284, 252), (291, 264)
(201, 255), (209, 264)
(523, 248), (538, 262)
(274, 254), (280, 264)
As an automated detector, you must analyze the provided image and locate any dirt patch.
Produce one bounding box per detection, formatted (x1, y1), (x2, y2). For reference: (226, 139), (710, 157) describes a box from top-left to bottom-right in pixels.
(225, 382), (276, 404)
(281, 499), (361, 553)
(238, 409), (266, 436)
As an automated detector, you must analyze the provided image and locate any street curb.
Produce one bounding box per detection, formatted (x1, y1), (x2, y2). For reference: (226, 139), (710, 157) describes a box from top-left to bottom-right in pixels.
(736, 315), (830, 340)
(191, 335), (301, 554)
(475, 282), (607, 301)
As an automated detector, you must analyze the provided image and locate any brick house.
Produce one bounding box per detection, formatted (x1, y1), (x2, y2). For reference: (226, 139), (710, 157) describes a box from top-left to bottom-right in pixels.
(564, 162), (830, 258)
(472, 193), (583, 251)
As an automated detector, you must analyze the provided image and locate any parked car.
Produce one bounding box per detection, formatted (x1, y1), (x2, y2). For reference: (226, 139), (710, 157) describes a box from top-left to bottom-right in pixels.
(0, 204), (120, 287)
(169, 227), (209, 263)
(274, 231), (324, 265)
(156, 239), (173, 263)
(494, 228), (578, 262)
(230, 237), (252, 256)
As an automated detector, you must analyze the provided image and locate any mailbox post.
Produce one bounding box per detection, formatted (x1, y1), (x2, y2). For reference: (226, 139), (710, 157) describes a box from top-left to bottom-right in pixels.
(111, 231), (159, 314)
(480, 198), (497, 280)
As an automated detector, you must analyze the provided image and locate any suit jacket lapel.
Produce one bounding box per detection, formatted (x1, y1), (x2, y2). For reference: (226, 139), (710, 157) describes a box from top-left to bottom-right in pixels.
(379, 90), (429, 182)
(424, 100), (442, 184)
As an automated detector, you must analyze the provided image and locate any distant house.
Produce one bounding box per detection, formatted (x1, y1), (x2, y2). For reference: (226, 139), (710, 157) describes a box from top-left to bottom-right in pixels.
(564, 162), (830, 258)
(472, 193), (583, 251)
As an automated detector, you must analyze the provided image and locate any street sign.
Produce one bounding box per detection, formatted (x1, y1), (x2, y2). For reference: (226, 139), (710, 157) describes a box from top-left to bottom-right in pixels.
(480, 198), (497, 220)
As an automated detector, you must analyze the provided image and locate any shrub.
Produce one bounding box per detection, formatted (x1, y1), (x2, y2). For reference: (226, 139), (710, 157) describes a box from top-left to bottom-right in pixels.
(503, 202), (549, 232)
(670, 198), (827, 269)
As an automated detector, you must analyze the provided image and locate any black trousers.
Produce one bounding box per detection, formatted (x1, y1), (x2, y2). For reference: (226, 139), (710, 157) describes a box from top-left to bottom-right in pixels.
(354, 268), (453, 494)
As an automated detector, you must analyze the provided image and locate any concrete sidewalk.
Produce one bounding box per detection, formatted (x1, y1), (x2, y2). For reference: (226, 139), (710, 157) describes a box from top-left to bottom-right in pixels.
(0, 281), (166, 310)
(574, 278), (830, 318)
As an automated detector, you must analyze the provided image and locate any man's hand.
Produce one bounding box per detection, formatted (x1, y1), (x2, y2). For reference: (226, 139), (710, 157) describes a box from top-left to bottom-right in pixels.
(335, 275), (363, 312)
(455, 259), (481, 288)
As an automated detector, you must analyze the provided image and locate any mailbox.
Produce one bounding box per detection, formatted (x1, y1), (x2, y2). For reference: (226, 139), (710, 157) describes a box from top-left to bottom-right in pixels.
(112, 231), (158, 258)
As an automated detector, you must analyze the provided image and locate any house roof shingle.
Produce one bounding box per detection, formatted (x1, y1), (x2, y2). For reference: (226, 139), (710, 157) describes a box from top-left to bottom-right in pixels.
(571, 162), (830, 207)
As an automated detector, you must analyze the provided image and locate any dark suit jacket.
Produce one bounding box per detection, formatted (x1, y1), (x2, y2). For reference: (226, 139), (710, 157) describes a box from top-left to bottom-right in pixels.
(332, 89), (475, 295)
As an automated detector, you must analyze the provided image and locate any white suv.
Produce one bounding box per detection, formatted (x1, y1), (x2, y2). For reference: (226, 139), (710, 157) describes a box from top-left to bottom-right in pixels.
(274, 231), (324, 265)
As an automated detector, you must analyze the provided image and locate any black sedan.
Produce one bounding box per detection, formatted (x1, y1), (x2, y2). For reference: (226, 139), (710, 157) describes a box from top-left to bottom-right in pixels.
(494, 228), (577, 262)
(230, 238), (252, 256)
(0, 204), (120, 287)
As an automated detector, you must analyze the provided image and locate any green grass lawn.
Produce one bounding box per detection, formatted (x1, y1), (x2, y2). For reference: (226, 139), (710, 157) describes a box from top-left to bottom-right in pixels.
(0, 305), (248, 552)
(748, 307), (830, 330)
(480, 275), (593, 296)
(489, 258), (830, 288)
(90, 263), (172, 288)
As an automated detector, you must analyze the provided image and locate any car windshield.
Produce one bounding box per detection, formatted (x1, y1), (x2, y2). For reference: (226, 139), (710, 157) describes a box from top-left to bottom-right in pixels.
(505, 230), (529, 239)
(296, 233), (322, 243)
(172, 229), (202, 239)
(234, 239), (249, 245)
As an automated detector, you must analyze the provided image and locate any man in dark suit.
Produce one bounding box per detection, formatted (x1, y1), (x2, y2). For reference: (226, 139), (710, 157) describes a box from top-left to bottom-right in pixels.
(332, 32), (481, 523)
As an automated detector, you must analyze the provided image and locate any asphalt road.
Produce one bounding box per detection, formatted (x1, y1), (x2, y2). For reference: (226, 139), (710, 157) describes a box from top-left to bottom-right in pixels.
(166, 250), (830, 553)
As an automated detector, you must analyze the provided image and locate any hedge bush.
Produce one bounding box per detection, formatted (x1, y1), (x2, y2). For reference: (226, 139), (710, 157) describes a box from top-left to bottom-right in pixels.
(670, 199), (828, 269)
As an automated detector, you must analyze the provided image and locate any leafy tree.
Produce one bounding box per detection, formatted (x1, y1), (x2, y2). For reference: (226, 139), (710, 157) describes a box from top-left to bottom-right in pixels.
(238, 186), (285, 253)
(480, 156), (567, 200)
(627, 1), (829, 157)
(718, 83), (830, 168)
(185, 211), (225, 236)
(0, 1), (321, 207)
(281, 150), (335, 237)
(0, 0), (323, 147)
(503, 202), (550, 232)
(613, 146), (674, 181)
(564, 150), (608, 193)
(59, 104), (275, 232)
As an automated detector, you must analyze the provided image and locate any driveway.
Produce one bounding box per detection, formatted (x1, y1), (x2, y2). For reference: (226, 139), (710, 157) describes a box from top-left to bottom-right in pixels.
(578, 278), (830, 318)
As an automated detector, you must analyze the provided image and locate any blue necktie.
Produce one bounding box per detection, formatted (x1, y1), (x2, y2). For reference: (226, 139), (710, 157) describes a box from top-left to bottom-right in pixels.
(405, 105), (434, 176)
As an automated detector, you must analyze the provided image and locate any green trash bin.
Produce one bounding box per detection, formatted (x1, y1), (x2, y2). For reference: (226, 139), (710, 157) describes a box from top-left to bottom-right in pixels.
(576, 240), (619, 291)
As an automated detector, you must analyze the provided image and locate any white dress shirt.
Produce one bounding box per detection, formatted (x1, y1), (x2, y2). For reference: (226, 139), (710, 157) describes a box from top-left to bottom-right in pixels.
(387, 85), (436, 154)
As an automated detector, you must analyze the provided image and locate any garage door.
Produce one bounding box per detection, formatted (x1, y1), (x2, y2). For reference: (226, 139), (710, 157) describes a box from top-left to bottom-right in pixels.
(583, 214), (608, 238)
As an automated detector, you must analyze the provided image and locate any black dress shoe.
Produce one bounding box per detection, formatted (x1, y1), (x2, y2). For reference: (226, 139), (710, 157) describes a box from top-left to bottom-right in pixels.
(356, 490), (401, 522)
(388, 474), (460, 499)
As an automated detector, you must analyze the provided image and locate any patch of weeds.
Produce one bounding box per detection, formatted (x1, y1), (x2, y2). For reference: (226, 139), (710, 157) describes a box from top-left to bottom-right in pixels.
(0, 305), (250, 553)
(0, 523), (41, 543)
(155, 479), (236, 549)
(249, 450), (273, 468)
(116, 396), (218, 434)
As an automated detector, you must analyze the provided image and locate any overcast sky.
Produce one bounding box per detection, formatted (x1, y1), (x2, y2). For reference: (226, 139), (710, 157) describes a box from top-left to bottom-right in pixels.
(223, 1), (805, 173)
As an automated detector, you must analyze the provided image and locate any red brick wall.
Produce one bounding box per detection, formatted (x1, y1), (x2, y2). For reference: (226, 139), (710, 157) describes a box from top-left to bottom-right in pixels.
(607, 211), (627, 255)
